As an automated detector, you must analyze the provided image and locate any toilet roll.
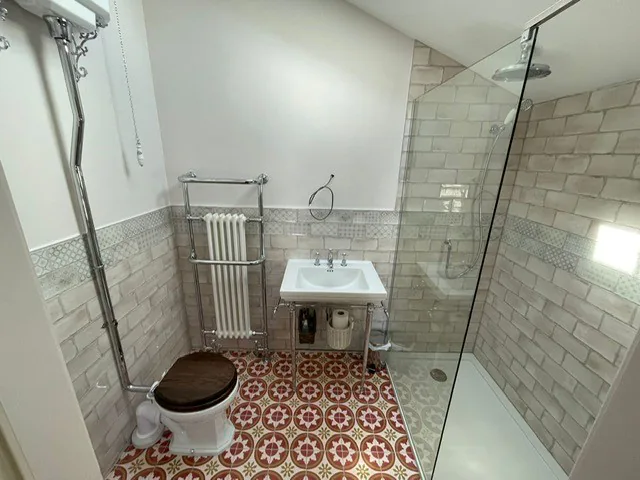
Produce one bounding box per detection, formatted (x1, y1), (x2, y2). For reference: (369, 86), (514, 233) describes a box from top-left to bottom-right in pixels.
(332, 309), (349, 330)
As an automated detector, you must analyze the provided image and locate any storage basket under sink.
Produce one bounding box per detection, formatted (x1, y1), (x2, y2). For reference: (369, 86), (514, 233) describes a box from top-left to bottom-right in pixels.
(327, 318), (353, 350)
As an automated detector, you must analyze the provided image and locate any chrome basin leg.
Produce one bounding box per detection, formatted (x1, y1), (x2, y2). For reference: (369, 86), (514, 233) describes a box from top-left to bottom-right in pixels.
(361, 303), (374, 391)
(289, 303), (297, 387)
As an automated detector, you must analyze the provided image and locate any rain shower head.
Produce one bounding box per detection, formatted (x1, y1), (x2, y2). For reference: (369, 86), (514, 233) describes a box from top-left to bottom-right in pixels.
(492, 40), (551, 82)
(492, 62), (551, 82)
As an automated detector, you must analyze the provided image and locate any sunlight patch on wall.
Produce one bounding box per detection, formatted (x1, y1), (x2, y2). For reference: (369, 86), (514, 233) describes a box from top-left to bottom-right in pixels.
(593, 224), (640, 274)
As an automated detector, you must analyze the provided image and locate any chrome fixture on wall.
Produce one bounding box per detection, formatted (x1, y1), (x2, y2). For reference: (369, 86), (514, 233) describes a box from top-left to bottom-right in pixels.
(70, 30), (99, 80)
(178, 171), (270, 355)
(443, 99), (533, 279)
(308, 173), (335, 220)
(45, 15), (150, 394)
(490, 98), (534, 135)
(0, 0), (10, 52)
(492, 40), (551, 82)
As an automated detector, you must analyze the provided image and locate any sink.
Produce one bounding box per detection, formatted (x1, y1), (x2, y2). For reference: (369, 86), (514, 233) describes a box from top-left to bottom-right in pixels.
(280, 259), (387, 304)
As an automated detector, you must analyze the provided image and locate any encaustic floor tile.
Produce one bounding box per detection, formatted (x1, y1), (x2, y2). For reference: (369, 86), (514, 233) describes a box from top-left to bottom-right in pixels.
(105, 351), (417, 480)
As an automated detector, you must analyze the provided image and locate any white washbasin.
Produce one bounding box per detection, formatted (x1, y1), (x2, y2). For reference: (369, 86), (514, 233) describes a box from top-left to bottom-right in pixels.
(280, 259), (387, 304)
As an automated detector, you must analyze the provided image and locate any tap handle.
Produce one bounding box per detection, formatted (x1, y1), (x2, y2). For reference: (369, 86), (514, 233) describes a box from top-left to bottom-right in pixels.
(314, 251), (320, 266)
(341, 252), (347, 267)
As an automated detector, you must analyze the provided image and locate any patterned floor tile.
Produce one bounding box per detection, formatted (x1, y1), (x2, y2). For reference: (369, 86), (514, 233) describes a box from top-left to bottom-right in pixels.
(386, 354), (457, 478)
(104, 351), (405, 480)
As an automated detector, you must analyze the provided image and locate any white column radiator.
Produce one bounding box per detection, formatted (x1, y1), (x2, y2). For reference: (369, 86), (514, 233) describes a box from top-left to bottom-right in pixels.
(203, 213), (252, 339)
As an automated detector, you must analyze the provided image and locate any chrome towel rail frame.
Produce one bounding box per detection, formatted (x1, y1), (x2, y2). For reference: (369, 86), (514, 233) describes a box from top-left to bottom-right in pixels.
(178, 171), (270, 355)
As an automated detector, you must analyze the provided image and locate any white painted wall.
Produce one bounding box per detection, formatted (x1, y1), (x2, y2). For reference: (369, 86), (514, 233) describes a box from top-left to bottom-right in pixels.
(143, 0), (413, 210)
(0, 163), (102, 480)
(0, 1), (168, 250)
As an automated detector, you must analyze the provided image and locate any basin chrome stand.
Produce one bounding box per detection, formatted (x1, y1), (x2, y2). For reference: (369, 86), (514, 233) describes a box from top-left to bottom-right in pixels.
(274, 299), (381, 390)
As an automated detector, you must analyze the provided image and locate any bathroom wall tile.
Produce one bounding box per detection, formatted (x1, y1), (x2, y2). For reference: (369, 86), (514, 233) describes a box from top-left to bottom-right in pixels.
(564, 113), (603, 135)
(588, 83), (636, 112)
(553, 93), (589, 118)
(616, 130), (640, 154)
(30, 206), (190, 474)
(476, 78), (640, 474)
(575, 259), (621, 291)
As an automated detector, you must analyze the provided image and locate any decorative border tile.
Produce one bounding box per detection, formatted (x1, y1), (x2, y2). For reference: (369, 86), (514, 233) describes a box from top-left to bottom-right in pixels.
(434, 213), (463, 226)
(171, 207), (401, 239)
(543, 245), (579, 272)
(615, 276), (640, 304)
(537, 224), (567, 248)
(503, 214), (640, 306)
(575, 259), (621, 291)
(33, 207), (174, 299)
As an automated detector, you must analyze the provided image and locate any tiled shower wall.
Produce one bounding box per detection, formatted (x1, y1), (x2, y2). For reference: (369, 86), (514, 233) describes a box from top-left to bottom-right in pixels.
(475, 79), (640, 473)
(172, 207), (396, 351)
(31, 208), (190, 473)
(391, 40), (522, 353)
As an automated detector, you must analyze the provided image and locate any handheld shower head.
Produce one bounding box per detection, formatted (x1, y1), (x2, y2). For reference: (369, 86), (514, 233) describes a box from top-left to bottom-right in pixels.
(489, 99), (534, 135)
(503, 107), (518, 126)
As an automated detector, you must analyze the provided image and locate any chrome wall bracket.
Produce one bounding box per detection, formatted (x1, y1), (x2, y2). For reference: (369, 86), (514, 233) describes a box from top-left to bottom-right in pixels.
(45, 16), (100, 81)
(0, 0), (10, 52)
(71, 30), (99, 80)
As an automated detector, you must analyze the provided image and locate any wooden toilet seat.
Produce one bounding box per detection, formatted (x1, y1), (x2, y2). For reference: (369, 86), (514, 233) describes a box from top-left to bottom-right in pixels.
(154, 352), (237, 413)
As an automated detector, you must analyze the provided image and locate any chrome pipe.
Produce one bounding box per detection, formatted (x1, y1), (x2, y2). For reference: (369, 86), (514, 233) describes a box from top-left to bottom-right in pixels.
(186, 215), (263, 223)
(189, 256), (266, 266)
(178, 173), (269, 185)
(45, 16), (150, 394)
(182, 173), (208, 349)
(258, 179), (269, 354)
(202, 328), (267, 337)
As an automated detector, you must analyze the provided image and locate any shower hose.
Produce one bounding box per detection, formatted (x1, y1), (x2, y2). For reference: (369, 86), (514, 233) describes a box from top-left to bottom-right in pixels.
(443, 131), (505, 279)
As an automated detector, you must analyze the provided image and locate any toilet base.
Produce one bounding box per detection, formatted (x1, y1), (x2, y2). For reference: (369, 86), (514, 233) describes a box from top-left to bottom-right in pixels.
(156, 378), (239, 456)
(165, 421), (235, 456)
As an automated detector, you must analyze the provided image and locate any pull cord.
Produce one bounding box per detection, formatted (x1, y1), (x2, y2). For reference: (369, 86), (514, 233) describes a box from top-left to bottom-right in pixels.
(113, 0), (144, 167)
(308, 174), (335, 220)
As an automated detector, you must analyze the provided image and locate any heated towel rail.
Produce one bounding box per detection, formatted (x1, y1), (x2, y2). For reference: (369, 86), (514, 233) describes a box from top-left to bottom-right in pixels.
(178, 171), (269, 355)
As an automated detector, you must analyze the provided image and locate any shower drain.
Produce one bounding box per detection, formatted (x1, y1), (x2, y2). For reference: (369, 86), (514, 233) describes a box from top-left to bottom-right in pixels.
(430, 368), (448, 382)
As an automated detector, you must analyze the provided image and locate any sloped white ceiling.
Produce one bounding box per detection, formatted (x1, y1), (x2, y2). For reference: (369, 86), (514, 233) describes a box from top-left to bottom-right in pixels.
(347, 0), (640, 102)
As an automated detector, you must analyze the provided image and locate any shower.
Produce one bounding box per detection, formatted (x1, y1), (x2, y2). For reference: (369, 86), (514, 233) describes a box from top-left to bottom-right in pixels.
(492, 40), (551, 82)
(443, 98), (533, 279)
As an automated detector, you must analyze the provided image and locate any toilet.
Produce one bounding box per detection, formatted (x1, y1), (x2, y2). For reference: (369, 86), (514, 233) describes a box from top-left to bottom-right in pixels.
(132, 352), (239, 456)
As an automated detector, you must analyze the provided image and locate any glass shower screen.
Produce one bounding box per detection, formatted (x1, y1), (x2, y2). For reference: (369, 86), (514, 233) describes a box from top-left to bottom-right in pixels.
(386, 31), (538, 478)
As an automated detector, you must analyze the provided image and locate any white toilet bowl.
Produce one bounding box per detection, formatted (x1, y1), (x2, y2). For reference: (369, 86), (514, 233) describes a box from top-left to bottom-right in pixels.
(157, 379), (238, 456)
(133, 352), (239, 456)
